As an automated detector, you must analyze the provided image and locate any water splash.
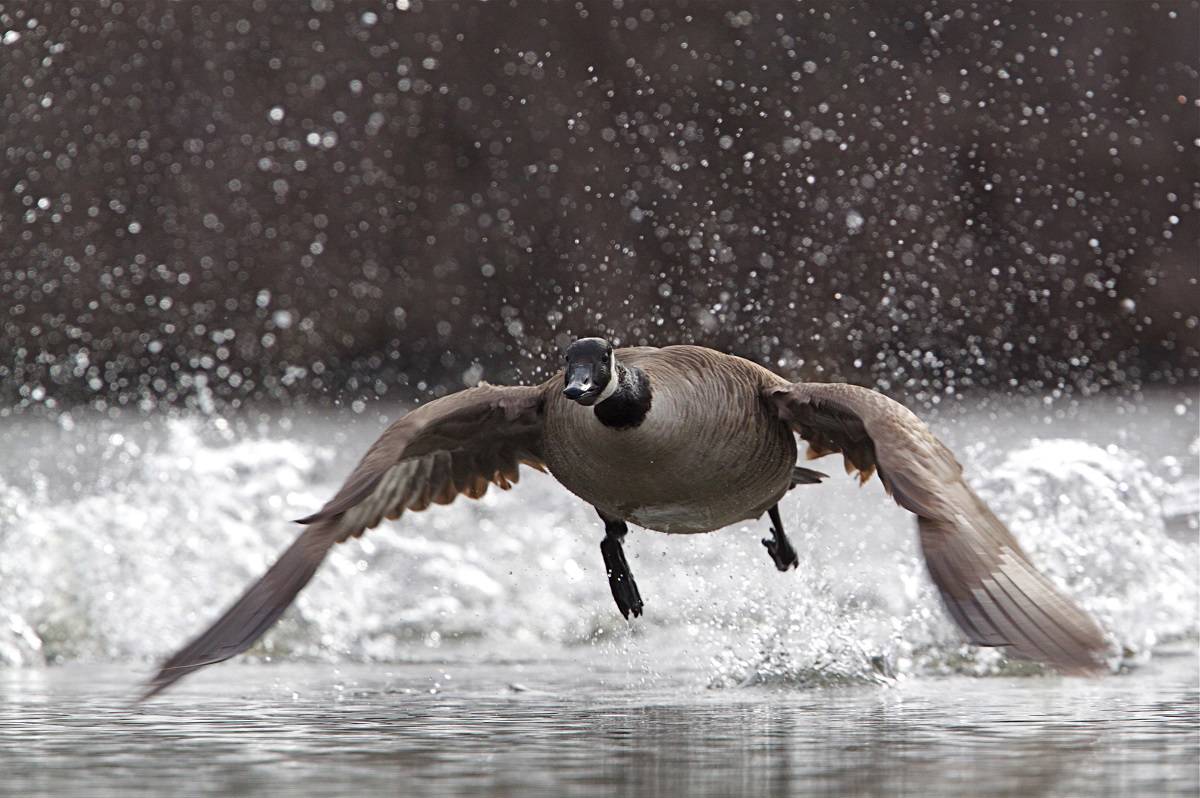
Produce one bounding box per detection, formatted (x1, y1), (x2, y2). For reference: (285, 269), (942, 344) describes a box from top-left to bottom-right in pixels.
(0, 417), (1194, 689)
(0, 420), (329, 664)
(980, 439), (1199, 661)
(708, 438), (1199, 686)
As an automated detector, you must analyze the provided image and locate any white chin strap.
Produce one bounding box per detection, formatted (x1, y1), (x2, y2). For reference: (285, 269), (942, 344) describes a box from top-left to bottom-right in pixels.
(596, 352), (619, 403)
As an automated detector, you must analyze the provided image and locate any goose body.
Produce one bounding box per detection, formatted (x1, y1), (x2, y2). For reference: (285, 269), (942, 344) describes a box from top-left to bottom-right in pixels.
(543, 346), (795, 533)
(142, 338), (1109, 699)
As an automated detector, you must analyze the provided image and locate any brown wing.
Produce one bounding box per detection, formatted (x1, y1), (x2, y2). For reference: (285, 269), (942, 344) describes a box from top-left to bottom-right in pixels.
(141, 383), (547, 699)
(765, 381), (1107, 673)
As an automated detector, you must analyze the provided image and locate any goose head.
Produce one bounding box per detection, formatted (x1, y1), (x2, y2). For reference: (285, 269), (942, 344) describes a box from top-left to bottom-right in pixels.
(562, 337), (617, 406)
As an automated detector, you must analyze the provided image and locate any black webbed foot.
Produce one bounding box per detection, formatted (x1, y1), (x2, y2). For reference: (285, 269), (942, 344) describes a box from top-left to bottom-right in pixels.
(597, 511), (643, 619)
(762, 504), (799, 572)
(601, 535), (643, 618)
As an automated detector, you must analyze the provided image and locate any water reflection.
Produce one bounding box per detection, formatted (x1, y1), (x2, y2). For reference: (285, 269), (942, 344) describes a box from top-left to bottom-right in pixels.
(0, 655), (1195, 797)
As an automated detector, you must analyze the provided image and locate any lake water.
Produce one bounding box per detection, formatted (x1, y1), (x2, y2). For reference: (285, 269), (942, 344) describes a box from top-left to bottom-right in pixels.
(0, 390), (1196, 796)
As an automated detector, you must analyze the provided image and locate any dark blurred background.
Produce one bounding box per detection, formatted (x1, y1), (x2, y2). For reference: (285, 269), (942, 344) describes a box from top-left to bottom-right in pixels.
(2, 0), (1197, 412)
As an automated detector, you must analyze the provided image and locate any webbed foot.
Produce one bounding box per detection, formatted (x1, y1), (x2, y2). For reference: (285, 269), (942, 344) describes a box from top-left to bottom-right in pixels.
(600, 534), (644, 618)
(596, 510), (643, 618)
(762, 504), (799, 571)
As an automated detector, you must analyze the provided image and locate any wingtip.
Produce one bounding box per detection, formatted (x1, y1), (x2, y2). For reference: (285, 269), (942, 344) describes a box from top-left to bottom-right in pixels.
(137, 655), (234, 702)
(1068, 659), (1110, 677)
(136, 672), (172, 703)
(1061, 635), (1114, 677)
(1037, 645), (1111, 677)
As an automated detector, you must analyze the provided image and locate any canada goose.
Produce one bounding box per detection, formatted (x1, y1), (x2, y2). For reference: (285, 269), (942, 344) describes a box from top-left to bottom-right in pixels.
(142, 338), (1107, 698)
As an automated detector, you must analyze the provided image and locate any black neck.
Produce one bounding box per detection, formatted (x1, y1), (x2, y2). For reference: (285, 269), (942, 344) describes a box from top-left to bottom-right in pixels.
(594, 364), (652, 429)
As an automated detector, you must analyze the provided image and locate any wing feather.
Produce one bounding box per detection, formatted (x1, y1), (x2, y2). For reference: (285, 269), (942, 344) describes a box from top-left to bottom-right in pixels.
(766, 381), (1106, 672)
(140, 522), (334, 700)
(142, 383), (547, 699)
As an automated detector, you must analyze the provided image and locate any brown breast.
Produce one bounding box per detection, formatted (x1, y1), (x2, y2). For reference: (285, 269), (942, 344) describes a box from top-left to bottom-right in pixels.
(542, 346), (797, 533)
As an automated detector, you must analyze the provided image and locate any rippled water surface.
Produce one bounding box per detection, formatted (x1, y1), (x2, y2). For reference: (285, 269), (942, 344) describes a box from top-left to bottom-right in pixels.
(1, 654), (1197, 798)
(0, 391), (1196, 796)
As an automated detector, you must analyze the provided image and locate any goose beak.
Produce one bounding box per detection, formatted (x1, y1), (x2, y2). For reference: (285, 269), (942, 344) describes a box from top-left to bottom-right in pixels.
(564, 380), (603, 405)
(563, 367), (602, 405)
(563, 382), (591, 401)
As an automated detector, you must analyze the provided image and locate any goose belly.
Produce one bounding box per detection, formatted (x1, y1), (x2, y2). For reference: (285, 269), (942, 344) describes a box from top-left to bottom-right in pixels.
(624, 494), (769, 534)
(543, 400), (797, 534)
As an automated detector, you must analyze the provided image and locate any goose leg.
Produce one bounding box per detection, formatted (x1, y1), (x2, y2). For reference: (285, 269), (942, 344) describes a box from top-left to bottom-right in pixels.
(762, 504), (799, 571)
(596, 510), (643, 619)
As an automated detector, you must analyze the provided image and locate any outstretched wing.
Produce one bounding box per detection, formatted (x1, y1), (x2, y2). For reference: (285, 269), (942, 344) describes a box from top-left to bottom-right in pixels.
(142, 383), (546, 699)
(765, 381), (1107, 673)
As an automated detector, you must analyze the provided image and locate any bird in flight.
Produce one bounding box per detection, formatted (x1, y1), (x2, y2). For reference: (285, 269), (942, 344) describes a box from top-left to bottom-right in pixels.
(142, 338), (1107, 698)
